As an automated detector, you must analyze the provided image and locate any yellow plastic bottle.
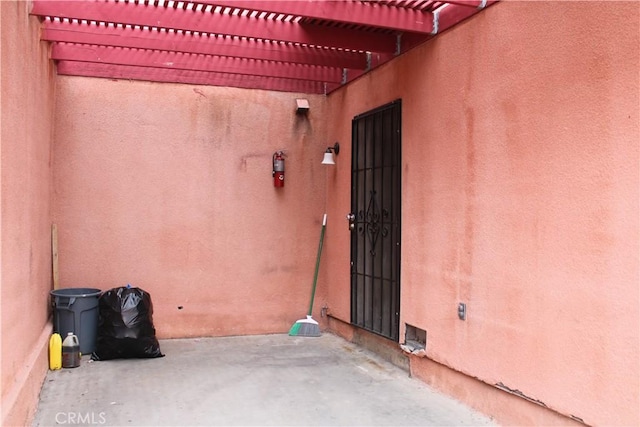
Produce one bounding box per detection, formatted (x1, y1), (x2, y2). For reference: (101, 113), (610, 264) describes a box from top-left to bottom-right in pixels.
(49, 333), (62, 370)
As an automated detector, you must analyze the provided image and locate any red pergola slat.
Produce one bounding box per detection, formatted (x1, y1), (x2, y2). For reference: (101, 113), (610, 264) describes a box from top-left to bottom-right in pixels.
(42, 21), (369, 70)
(441, 1), (487, 8)
(434, 1), (498, 34)
(51, 42), (345, 83)
(56, 60), (340, 94)
(203, 0), (435, 34)
(32, 0), (399, 53)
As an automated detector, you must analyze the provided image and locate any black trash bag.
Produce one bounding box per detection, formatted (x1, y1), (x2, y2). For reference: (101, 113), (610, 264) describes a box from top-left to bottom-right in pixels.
(91, 286), (164, 360)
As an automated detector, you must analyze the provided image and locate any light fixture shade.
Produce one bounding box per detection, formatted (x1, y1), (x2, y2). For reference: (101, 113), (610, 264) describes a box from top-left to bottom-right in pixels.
(295, 98), (310, 114)
(321, 151), (336, 165)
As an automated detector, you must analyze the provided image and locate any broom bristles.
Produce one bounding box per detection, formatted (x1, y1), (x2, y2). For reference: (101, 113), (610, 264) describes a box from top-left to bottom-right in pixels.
(289, 315), (321, 337)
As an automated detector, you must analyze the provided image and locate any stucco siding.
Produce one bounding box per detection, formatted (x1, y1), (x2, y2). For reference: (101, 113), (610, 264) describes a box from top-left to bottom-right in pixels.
(323, 2), (639, 425)
(1, 1), (57, 425)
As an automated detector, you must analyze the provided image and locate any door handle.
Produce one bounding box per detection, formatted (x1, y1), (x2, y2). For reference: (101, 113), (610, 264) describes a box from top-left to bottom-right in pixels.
(346, 213), (356, 231)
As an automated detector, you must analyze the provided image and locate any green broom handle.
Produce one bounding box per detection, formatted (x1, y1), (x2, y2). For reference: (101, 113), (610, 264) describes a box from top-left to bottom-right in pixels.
(308, 214), (327, 316)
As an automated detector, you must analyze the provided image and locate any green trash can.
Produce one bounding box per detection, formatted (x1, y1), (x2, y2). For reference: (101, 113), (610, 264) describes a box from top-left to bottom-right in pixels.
(51, 288), (101, 355)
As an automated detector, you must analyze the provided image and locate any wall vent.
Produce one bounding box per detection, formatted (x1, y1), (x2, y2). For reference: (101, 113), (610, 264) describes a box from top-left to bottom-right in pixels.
(401, 324), (427, 356)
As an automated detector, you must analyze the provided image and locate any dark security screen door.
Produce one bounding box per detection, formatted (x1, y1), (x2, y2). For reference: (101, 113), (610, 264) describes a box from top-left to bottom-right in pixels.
(350, 100), (401, 341)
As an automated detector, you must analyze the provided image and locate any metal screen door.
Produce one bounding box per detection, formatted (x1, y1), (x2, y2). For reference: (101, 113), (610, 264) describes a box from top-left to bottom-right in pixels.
(349, 100), (401, 341)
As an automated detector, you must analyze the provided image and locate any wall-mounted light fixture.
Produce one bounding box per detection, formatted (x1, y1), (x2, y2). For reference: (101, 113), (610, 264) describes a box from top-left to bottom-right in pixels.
(321, 142), (340, 165)
(295, 98), (309, 114)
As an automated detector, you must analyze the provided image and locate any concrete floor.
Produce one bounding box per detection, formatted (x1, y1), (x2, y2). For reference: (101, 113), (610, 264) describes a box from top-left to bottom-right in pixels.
(34, 333), (495, 426)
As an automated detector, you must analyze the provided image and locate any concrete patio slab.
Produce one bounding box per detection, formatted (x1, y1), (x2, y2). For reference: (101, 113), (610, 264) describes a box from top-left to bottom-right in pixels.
(33, 333), (495, 426)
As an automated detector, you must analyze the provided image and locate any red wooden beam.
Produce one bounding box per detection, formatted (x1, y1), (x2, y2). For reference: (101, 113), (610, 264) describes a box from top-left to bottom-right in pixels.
(31, 0), (398, 53)
(51, 42), (345, 83)
(440, 1), (488, 8)
(41, 21), (368, 69)
(55, 60), (340, 94)
(435, 1), (498, 34)
(203, 0), (435, 34)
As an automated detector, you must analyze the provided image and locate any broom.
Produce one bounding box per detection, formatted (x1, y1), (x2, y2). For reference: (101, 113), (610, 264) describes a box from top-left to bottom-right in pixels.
(289, 213), (326, 337)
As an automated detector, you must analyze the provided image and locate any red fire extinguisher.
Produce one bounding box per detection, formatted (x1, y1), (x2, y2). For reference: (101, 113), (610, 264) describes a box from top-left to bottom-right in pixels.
(273, 151), (285, 187)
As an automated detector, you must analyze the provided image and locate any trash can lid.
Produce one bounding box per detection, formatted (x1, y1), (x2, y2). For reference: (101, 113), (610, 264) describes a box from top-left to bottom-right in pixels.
(50, 288), (102, 297)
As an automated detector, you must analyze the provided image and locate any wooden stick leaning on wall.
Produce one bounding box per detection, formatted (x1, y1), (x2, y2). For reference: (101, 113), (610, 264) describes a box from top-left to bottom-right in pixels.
(52, 223), (59, 290)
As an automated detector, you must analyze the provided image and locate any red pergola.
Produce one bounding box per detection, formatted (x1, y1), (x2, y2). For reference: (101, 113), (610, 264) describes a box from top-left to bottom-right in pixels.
(31, 0), (495, 94)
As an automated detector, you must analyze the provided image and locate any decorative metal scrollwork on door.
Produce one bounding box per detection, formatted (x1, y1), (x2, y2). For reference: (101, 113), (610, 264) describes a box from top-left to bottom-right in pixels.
(356, 190), (391, 256)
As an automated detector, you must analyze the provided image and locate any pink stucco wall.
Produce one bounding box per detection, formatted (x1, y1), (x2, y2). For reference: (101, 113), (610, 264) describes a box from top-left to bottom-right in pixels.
(1, 1), (57, 425)
(53, 78), (329, 339)
(323, 2), (639, 426)
(3, 1), (637, 426)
